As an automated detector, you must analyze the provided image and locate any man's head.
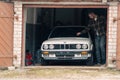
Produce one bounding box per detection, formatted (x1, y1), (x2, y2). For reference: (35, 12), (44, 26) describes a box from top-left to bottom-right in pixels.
(88, 12), (97, 19)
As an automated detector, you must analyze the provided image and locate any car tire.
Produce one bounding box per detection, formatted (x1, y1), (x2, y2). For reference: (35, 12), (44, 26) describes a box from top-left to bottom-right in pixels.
(41, 58), (47, 65)
(86, 54), (94, 66)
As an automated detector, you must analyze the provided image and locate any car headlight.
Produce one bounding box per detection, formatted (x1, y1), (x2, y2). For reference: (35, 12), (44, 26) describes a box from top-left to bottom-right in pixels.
(82, 44), (88, 49)
(76, 44), (81, 49)
(49, 44), (54, 49)
(43, 44), (48, 49)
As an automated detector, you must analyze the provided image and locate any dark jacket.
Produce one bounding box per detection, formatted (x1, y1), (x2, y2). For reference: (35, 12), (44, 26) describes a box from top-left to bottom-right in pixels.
(81, 16), (106, 36)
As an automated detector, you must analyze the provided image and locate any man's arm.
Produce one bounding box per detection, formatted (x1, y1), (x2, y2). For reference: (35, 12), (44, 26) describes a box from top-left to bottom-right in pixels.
(76, 27), (90, 36)
(76, 19), (93, 36)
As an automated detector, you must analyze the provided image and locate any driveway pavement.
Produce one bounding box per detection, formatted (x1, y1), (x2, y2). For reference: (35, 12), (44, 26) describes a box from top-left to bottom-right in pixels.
(0, 66), (120, 80)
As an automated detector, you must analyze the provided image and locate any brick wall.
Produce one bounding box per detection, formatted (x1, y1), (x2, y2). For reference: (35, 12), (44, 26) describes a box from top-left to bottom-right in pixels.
(108, 3), (118, 67)
(13, 1), (118, 68)
(13, 2), (22, 67)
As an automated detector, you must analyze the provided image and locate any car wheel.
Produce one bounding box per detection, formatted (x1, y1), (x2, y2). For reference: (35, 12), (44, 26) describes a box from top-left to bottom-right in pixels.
(41, 58), (47, 65)
(86, 54), (94, 66)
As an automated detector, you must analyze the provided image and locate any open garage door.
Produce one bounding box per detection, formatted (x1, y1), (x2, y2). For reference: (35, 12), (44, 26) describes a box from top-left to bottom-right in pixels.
(0, 2), (13, 67)
(24, 6), (108, 66)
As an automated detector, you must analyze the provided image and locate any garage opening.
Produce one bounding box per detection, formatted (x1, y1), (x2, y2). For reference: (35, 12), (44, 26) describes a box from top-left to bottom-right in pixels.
(24, 7), (107, 66)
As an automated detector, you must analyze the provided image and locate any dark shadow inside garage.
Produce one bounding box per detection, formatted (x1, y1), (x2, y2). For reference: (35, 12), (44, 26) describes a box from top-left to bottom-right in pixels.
(25, 8), (107, 66)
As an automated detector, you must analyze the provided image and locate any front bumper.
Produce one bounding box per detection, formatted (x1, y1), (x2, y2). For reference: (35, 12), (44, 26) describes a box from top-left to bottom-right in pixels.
(41, 51), (92, 60)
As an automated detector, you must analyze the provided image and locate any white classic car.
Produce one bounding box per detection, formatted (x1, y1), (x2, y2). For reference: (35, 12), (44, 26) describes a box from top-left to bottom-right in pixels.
(41, 26), (93, 65)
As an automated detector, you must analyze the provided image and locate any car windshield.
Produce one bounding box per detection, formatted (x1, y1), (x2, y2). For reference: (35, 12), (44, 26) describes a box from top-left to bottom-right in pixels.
(49, 27), (89, 38)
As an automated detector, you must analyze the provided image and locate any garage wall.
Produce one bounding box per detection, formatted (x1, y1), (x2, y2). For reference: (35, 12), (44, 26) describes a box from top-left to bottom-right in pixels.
(26, 8), (36, 55)
(25, 25), (35, 53)
(108, 3), (118, 67)
(13, 2), (23, 67)
(55, 9), (74, 25)
(26, 8), (34, 24)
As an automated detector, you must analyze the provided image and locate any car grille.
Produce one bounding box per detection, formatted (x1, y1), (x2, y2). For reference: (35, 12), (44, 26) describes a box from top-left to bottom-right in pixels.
(54, 44), (77, 49)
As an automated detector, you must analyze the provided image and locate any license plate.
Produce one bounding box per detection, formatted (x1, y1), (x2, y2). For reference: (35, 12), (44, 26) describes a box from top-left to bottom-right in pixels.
(74, 54), (81, 57)
(49, 54), (56, 57)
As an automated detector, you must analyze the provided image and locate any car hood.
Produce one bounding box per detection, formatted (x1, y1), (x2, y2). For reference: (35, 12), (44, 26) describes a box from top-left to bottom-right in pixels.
(42, 37), (91, 44)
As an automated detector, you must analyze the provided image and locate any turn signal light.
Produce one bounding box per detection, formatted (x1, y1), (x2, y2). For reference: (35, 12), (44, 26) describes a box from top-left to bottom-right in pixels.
(42, 51), (49, 55)
(81, 51), (87, 55)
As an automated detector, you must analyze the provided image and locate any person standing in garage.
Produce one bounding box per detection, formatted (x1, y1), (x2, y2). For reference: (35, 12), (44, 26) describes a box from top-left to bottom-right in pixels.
(77, 12), (106, 65)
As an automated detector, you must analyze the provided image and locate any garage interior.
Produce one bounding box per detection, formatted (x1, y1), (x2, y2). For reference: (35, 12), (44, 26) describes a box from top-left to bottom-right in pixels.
(25, 7), (107, 66)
